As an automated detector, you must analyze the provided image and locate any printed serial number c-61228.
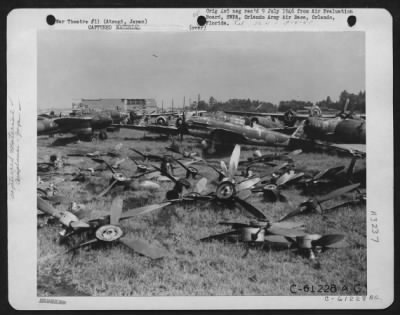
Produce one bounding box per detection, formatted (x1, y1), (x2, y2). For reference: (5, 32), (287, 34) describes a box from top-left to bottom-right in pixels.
(290, 283), (363, 294)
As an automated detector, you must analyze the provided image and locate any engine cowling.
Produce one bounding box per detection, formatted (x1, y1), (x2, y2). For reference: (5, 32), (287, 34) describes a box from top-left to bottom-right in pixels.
(283, 110), (297, 126)
(155, 116), (167, 125)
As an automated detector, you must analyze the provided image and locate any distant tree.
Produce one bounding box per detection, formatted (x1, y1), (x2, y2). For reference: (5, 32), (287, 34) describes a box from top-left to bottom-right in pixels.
(209, 96), (217, 107)
(197, 100), (209, 110)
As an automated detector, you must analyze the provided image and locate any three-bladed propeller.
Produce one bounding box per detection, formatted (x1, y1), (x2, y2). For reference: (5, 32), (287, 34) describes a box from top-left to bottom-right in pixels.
(91, 158), (159, 198)
(63, 197), (169, 259)
(200, 219), (306, 244)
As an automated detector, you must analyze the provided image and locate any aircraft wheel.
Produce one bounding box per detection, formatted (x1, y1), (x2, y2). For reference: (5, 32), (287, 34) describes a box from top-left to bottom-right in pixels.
(175, 118), (183, 127)
(99, 131), (108, 140)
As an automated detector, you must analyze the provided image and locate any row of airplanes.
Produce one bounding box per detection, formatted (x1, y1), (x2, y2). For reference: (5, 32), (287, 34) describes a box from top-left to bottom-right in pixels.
(37, 99), (365, 157)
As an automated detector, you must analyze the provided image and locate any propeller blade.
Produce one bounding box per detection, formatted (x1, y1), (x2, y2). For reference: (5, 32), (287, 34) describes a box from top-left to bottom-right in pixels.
(317, 183), (360, 203)
(119, 237), (168, 259)
(312, 234), (346, 248)
(270, 221), (305, 230)
(110, 196), (123, 225)
(323, 240), (349, 248)
(130, 148), (146, 159)
(70, 220), (91, 230)
(139, 180), (161, 190)
(37, 197), (59, 217)
(228, 145), (241, 178)
(97, 179), (118, 198)
(236, 177), (260, 192)
(267, 226), (306, 238)
(194, 178), (208, 194)
(233, 196), (267, 220)
(220, 161), (228, 175)
(120, 202), (171, 220)
(173, 158), (189, 171)
(65, 239), (98, 254)
(200, 230), (240, 242)
(236, 189), (252, 200)
(91, 158), (116, 174)
(276, 171), (304, 186)
(208, 164), (225, 179)
(316, 165), (345, 181)
(279, 207), (303, 222)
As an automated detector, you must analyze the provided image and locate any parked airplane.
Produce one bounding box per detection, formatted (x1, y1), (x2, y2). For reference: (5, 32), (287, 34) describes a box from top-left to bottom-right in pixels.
(37, 109), (128, 141)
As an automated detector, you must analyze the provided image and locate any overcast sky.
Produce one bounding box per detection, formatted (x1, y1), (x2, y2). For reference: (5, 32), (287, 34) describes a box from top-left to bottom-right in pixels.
(37, 31), (365, 109)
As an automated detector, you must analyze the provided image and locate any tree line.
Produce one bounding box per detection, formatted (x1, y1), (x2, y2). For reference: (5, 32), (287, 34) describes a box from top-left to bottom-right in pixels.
(189, 90), (365, 113)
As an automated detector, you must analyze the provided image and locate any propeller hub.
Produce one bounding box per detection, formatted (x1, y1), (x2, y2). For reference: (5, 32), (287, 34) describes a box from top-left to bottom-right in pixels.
(241, 227), (265, 242)
(113, 173), (127, 182)
(296, 234), (321, 249)
(95, 225), (123, 242)
(216, 181), (236, 200)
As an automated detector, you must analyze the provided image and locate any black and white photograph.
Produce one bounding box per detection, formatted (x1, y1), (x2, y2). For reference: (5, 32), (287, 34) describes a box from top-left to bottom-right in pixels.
(7, 8), (393, 309)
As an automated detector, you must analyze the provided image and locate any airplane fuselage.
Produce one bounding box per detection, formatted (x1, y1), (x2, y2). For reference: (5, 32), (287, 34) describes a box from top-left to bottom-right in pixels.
(304, 117), (366, 144)
(186, 116), (291, 147)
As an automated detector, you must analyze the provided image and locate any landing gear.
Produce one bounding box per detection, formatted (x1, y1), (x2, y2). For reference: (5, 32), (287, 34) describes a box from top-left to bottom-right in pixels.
(78, 134), (96, 142)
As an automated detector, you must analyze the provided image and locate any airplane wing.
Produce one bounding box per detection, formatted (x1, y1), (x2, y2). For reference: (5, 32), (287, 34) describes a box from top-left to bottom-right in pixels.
(224, 110), (279, 117)
(224, 110), (310, 119)
(114, 124), (180, 135)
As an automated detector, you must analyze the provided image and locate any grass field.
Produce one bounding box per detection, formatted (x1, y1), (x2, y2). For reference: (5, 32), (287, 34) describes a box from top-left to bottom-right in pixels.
(37, 128), (366, 296)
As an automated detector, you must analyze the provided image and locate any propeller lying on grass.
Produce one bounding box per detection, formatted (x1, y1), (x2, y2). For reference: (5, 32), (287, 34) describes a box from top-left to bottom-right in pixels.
(201, 219), (306, 243)
(279, 183), (362, 221)
(91, 158), (159, 198)
(264, 233), (347, 259)
(301, 156), (365, 191)
(59, 197), (170, 260)
(162, 145), (266, 220)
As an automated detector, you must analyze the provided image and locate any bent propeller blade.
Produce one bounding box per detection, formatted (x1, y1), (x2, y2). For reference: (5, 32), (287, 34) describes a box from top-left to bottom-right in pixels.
(234, 196), (267, 220)
(97, 179), (118, 198)
(317, 183), (360, 203)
